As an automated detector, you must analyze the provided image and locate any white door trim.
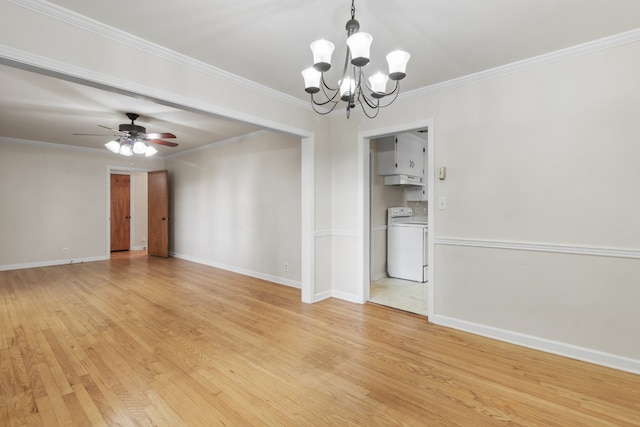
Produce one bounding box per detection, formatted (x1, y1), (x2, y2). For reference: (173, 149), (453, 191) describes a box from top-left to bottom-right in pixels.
(357, 119), (435, 316)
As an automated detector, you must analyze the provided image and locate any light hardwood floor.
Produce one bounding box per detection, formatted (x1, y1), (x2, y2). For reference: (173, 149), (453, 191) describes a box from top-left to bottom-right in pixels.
(1, 251), (639, 426)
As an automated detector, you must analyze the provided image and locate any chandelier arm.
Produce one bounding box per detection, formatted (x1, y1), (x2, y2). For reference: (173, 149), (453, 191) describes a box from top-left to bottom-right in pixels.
(311, 102), (337, 115)
(359, 91), (379, 109)
(321, 75), (339, 93)
(360, 76), (399, 100)
(308, 75), (341, 108)
(311, 95), (340, 107)
(313, 80), (341, 106)
(377, 81), (401, 108)
(357, 95), (381, 119)
(310, 94), (340, 114)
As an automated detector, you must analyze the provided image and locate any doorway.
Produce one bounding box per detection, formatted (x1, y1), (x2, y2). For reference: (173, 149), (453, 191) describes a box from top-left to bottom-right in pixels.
(110, 173), (131, 251)
(368, 131), (429, 315)
(108, 169), (150, 255)
(357, 119), (435, 318)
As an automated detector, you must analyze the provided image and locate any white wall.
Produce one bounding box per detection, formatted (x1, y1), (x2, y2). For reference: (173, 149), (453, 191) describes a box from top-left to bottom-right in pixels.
(334, 38), (640, 371)
(427, 40), (640, 365)
(0, 140), (163, 269)
(166, 131), (302, 288)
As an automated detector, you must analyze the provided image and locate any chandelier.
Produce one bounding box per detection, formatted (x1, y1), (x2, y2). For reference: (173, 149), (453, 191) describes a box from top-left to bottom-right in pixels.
(105, 137), (158, 157)
(301, 0), (410, 118)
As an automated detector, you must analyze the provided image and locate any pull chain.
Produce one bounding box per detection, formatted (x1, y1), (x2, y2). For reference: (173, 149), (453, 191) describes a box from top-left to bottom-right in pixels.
(351, 0), (356, 19)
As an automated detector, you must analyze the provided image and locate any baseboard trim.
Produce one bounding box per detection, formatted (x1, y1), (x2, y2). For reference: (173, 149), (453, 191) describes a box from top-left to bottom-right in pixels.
(370, 272), (388, 282)
(330, 290), (362, 304)
(313, 290), (333, 302)
(431, 314), (640, 375)
(170, 252), (301, 290)
(0, 255), (108, 271)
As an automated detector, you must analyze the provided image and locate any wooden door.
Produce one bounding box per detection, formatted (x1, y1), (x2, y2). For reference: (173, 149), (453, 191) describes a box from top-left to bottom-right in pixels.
(110, 174), (131, 251)
(148, 170), (169, 257)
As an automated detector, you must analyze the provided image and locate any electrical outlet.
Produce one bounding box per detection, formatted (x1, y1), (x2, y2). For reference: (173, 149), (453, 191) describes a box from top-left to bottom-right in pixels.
(63, 247), (69, 255)
(284, 263), (289, 272)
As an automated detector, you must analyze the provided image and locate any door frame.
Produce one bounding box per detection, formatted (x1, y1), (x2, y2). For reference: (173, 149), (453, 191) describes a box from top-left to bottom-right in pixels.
(106, 166), (150, 256)
(357, 118), (435, 317)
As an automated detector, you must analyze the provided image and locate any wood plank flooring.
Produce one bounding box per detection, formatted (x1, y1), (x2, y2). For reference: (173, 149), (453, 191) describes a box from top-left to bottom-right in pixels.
(1, 251), (639, 426)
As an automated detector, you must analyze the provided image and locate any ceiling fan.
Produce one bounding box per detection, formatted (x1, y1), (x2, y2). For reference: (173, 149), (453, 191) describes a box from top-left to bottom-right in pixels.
(74, 112), (178, 156)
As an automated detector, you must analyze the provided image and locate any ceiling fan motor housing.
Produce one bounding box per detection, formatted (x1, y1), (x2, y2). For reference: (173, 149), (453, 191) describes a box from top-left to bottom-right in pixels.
(120, 112), (146, 137)
(119, 123), (146, 136)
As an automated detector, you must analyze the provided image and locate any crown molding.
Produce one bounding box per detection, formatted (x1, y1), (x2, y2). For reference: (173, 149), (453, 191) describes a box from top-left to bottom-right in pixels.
(0, 136), (107, 155)
(0, 136), (181, 160)
(162, 130), (268, 160)
(7, 0), (640, 119)
(329, 27), (640, 118)
(401, 27), (640, 100)
(8, 0), (309, 110)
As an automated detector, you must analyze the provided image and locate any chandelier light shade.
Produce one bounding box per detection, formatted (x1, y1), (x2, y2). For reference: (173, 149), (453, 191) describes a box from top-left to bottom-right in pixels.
(302, 0), (410, 118)
(387, 50), (411, 80)
(302, 68), (322, 93)
(346, 32), (372, 66)
(310, 39), (335, 72)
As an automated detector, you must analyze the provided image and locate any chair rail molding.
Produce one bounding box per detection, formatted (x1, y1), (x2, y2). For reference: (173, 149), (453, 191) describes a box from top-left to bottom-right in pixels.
(435, 237), (640, 260)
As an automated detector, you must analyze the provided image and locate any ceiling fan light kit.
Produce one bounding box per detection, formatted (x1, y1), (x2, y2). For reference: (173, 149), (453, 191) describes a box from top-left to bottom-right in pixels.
(105, 137), (158, 157)
(95, 113), (177, 157)
(302, 0), (410, 118)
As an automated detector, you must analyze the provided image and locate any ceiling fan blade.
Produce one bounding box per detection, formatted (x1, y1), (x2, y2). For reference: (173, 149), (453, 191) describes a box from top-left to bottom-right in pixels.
(98, 124), (121, 132)
(144, 132), (176, 139)
(147, 139), (179, 147)
(73, 133), (112, 136)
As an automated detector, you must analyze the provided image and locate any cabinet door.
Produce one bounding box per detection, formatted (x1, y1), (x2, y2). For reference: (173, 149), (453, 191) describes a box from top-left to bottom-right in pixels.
(395, 135), (424, 176)
(406, 185), (427, 202)
(376, 136), (397, 175)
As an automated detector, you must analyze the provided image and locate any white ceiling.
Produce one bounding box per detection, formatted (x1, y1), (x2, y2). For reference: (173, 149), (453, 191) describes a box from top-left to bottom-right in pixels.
(2, 0), (640, 155)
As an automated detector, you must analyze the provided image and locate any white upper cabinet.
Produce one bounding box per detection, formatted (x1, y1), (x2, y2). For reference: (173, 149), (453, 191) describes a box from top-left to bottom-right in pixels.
(377, 134), (425, 178)
(406, 184), (427, 202)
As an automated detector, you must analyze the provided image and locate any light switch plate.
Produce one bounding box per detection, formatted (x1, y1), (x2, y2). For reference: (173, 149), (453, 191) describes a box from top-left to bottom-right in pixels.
(438, 196), (447, 210)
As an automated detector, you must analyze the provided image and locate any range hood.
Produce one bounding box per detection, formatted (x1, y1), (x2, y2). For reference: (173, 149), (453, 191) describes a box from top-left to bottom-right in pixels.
(383, 174), (423, 186)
